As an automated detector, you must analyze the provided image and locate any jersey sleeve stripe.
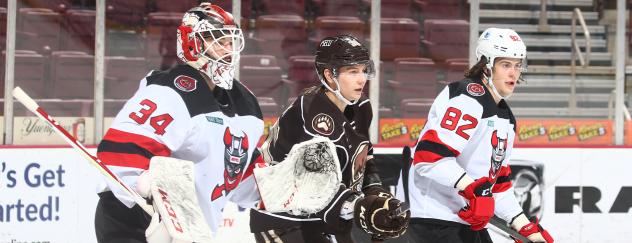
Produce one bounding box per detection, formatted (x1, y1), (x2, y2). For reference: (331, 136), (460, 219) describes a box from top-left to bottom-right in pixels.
(492, 181), (512, 193)
(97, 151), (151, 170)
(413, 130), (461, 164)
(101, 128), (171, 158)
(97, 140), (155, 159)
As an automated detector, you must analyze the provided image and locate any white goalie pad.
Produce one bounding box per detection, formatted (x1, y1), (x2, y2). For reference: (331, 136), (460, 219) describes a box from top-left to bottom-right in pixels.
(149, 156), (214, 243)
(254, 136), (342, 216)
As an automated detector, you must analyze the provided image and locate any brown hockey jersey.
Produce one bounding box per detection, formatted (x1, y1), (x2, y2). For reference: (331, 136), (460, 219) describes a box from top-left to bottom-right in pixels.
(250, 85), (378, 235)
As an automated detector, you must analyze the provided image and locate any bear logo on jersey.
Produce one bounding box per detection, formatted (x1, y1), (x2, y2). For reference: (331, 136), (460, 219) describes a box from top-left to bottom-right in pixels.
(174, 75), (197, 92)
(489, 130), (508, 185)
(312, 113), (334, 135)
(212, 127), (249, 201)
(467, 83), (485, 96)
(349, 142), (369, 192)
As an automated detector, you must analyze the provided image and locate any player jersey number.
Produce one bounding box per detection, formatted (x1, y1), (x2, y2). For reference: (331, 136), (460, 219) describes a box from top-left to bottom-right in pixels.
(440, 107), (478, 140)
(129, 99), (174, 135)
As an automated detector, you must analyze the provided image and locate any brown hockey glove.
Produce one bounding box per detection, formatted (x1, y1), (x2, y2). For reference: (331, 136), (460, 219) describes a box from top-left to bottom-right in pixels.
(354, 193), (410, 242)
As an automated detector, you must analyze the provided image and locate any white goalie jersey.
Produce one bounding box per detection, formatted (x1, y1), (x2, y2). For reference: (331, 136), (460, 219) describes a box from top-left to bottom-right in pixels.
(397, 77), (524, 226)
(95, 64), (265, 236)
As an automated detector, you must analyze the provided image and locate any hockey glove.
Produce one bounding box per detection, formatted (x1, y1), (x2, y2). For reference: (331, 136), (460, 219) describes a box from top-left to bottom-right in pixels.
(511, 214), (554, 243)
(457, 176), (495, 230)
(354, 193), (410, 242)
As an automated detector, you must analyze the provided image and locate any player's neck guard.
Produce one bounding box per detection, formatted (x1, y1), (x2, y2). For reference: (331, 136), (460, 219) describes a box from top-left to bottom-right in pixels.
(322, 77), (358, 106)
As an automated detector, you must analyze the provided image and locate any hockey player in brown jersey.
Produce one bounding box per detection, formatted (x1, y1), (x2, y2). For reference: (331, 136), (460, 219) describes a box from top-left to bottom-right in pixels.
(250, 35), (410, 243)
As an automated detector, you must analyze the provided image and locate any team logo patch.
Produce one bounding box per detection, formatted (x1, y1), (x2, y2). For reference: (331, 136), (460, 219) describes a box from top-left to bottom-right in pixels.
(467, 83), (485, 96)
(312, 113), (334, 135)
(174, 75), (197, 92)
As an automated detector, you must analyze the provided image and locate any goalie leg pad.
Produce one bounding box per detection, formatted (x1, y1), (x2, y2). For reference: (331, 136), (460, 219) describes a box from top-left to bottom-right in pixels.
(254, 136), (342, 216)
(149, 156), (214, 243)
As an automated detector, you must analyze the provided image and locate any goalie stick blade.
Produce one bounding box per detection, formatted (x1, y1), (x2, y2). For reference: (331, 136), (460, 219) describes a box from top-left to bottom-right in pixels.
(488, 215), (533, 243)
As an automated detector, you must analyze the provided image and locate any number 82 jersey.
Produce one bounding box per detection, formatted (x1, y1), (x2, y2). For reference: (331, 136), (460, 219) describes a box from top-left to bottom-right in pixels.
(401, 77), (523, 226)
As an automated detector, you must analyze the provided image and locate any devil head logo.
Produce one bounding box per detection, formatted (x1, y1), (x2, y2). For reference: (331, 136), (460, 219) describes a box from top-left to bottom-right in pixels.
(489, 130), (508, 184)
(212, 127), (249, 201)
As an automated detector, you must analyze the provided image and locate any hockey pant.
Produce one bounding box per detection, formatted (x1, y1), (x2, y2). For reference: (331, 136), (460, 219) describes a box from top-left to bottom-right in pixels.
(95, 191), (151, 243)
(409, 222), (493, 243)
(254, 226), (354, 243)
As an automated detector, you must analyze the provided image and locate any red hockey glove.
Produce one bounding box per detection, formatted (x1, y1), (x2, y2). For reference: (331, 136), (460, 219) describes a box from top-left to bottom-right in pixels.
(513, 216), (554, 243)
(457, 177), (495, 230)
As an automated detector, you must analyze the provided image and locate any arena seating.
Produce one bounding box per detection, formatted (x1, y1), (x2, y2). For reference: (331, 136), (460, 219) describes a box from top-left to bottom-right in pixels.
(64, 10), (96, 54)
(49, 51), (95, 99)
(258, 0), (305, 16)
(253, 15), (307, 70)
(400, 98), (434, 118)
(257, 97), (280, 118)
(240, 55), (278, 67)
(312, 0), (360, 17)
(415, 0), (463, 22)
(387, 59), (437, 108)
(106, 0), (146, 26)
(104, 57), (148, 100)
(362, 0), (414, 18)
(152, 0), (199, 13)
(0, 50), (46, 99)
(19, 8), (62, 52)
(421, 19), (469, 62)
(286, 55), (319, 97)
(379, 18), (421, 61)
(213, 0), (253, 18)
(0, 7), (6, 52)
(240, 66), (284, 103)
(146, 12), (182, 70)
(309, 16), (364, 49)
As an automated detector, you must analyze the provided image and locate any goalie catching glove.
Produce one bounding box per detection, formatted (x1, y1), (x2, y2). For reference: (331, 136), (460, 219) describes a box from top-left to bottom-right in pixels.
(511, 213), (554, 243)
(354, 189), (410, 243)
(456, 175), (495, 230)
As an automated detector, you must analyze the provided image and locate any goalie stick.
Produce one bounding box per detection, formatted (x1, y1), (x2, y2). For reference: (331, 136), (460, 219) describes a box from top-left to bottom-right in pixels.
(12, 87), (154, 215)
(399, 146), (532, 243)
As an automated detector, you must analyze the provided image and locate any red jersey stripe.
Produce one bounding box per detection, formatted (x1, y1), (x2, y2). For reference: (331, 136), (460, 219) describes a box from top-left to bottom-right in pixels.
(414, 150), (445, 164)
(98, 151), (151, 170)
(413, 130), (461, 165)
(492, 181), (512, 193)
(103, 128), (171, 157)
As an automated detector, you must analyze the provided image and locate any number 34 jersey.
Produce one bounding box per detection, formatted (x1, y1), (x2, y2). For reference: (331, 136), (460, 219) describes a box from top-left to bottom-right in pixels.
(95, 65), (264, 236)
(397, 77), (523, 226)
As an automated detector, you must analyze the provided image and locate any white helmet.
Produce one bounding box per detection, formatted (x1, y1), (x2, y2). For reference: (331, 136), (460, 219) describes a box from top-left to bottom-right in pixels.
(476, 28), (527, 99)
(176, 3), (244, 90)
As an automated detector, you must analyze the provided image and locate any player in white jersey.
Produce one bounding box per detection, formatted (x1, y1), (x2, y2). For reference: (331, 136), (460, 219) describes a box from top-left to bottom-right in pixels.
(93, 3), (265, 242)
(397, 28), (554, 243)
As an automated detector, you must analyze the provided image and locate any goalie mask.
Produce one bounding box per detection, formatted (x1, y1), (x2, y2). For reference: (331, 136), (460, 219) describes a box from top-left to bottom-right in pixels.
(316, 35), (376, 105)
(177, 2), (244, 90)
(476, 28), (527, 99)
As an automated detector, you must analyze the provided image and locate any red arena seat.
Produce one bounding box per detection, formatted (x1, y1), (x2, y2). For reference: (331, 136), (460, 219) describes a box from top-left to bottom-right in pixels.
(152, 0), (199, 13)
(257, 97), (280, 118)
(312, 0), (360, 17)
(309, 16), (364, 49)
(19, 8), (62, 52)
(64, 10), (96, 54)
(104, 56), (148, 100)
(0, 50), (46, 98)
(422, 19), (469, 62)
(400, 99), (434, 118)
(240, 55), (278, 67)
(50, 51), (95, 99)
(415, 0), (463, 22)
(254, 15), (307, 70)
(387, 60), (437, 108)
(146, 12), (182, 70)
(380, 18), (421, 61)
(240, 66), (283, 103)
(258, 0), (305, 16)
(106, 0), (146, 26)
(287, 56), (319, 97)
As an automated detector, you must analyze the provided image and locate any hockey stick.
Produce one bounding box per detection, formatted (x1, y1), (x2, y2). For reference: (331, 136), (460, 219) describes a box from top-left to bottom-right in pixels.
(12, 87), (154, 214)
(400, 146), (532, 243)
(488, 215), (533, 243)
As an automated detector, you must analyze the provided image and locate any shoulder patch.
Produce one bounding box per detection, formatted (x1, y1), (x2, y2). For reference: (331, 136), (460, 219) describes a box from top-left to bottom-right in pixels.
(467, 83), (485, 96)
(174, 75), (197, 92)
(312, 113), (335, 135)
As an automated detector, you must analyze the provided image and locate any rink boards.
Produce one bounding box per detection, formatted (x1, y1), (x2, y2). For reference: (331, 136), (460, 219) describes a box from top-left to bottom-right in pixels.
(0, 147), (631, 243)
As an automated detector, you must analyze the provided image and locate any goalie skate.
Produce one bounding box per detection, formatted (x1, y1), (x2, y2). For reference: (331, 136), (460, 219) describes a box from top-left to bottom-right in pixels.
(150, 156), (214, 243)
(254, 136), (342, 216)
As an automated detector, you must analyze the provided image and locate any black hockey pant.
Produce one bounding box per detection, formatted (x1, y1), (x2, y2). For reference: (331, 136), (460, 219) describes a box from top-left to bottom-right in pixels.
(409, 222), (494, 243)
(253, 226), (355, 243)
(94, 191), (151, 243)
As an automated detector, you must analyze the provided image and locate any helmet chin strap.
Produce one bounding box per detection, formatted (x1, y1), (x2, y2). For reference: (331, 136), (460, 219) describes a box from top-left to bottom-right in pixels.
(322, 76), (358, 106)
(484, 64), (512, 99)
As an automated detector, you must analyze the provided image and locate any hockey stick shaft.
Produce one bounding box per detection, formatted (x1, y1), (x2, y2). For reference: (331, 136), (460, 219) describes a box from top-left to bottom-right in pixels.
(12, 87), (153, 214)
(488, 215), (533, 243)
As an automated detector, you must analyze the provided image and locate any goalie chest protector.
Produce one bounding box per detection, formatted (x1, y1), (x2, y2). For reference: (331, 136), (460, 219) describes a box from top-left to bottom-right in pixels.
(97, 64), (264, 235)
(253, 85), (378, 232)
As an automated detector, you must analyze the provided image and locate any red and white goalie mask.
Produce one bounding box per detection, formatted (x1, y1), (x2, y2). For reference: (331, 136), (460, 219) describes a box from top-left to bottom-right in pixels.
(177, 3), (244, 90)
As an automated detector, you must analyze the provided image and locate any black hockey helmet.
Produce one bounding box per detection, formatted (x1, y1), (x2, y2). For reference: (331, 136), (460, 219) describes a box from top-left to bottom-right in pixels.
(315, 35), (375, 83)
